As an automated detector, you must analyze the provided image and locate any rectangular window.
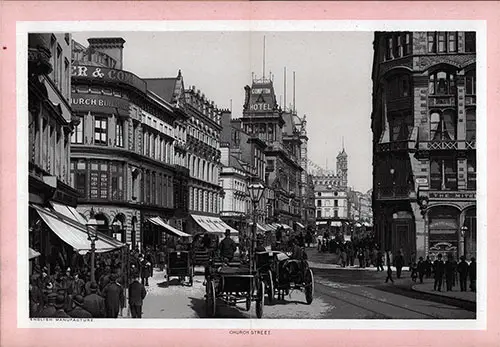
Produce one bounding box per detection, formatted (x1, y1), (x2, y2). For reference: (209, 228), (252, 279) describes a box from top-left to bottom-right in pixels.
(448, 32), (457, 52)
(71, 116), (84, 144)
(428, 32), (436, 53)
(403, 33), (411, 55)
(466, 109), (476, 141)
(72, 160), (87, 198)
(438, 32), (447, 53)
(395, 35), (403, 58)
(385, 36), (393, 60)
(316, 210), (322, 218)
(145, 171), (151, 204)
(89, 161), (108, 199)
(465, 32), (476, 53)
(94, 117), (108, 145)
(110, 162), (124, 201)
(465, 74), (476, 95)
(116, 119), (124, 147)
(334, 200), (338, 207)
(467, 156), (476, 190)
(317, 200), (322, 207)
(430, 157), (457, 190)
(152, 172), (156, 205)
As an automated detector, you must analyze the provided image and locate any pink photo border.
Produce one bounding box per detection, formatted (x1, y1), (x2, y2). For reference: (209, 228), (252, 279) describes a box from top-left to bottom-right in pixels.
(1, 1), (499, 346)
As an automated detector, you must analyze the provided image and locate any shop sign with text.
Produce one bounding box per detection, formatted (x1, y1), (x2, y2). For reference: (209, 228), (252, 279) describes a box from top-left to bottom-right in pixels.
(72, 65), (147, 94)
(429, 191), (476, 200)
(71, 94), (130, 113)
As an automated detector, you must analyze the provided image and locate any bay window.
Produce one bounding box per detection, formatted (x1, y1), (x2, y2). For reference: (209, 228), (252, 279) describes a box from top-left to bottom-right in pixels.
(90, 161), (109, 199)
(110, 162), (124, 200)
(71, 160), (87, 197)
(388, 110), (413, 141)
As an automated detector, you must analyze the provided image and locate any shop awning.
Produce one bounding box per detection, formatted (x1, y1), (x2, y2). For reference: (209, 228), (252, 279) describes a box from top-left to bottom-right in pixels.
(263, 224), (277, 232)
(295, 222), (305, 229)
(31, 204), (125, 255)
(331, 221), (342, 227)
(363, 222), (372, 227)
(148, 217), (191, 238)
(316, 221), (327, 226)
(249, 222), (266, 232)
(51, 201), (88, 225)
(275, 223), (291, 230)
(191, 214), (239, 242)
(29, 247), (41, 260)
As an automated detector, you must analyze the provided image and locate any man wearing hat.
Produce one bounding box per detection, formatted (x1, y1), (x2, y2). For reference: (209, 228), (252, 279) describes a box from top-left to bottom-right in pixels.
(51, 294), (71, 318)
(128, 273), (147, 318)
(140, 255), (151, 287)
(83, 282), (106, 318)
(37, 293), (57, 318)
(219, 229), (237, 263)
(101, 274), (124, 318)
(68, 295), (92, 318)
(457, 256), (469, 292)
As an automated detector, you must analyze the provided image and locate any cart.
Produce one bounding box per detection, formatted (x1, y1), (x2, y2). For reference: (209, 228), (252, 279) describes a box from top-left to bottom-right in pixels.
(258, 251), (314, 304)
(192, 233), (219, 267)
(205, 259), (265, 318)
(165, 250), (194, 287)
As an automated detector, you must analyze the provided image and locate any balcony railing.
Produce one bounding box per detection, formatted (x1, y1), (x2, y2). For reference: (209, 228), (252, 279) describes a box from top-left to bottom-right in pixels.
(376, 140), (413, 153)
(428, 95), (456, 107)
(418, 140), (475, 151)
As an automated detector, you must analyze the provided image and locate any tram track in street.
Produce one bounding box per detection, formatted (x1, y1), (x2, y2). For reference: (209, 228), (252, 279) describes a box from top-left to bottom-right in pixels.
(314, 279), (441, 319)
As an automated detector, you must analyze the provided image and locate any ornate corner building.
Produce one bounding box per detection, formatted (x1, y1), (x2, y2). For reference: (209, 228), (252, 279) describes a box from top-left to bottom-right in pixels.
(70, 38), (190, 250)
(371, 32), (476, 260)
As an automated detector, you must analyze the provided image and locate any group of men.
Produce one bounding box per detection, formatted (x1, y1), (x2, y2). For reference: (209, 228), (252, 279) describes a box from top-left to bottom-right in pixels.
(420, 254), (477, 292)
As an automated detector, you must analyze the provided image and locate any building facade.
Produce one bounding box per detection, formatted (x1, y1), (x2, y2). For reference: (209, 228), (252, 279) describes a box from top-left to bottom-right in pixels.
(371, 31), (477, 260)
(70, 38), (190, 251)
(313, 148), (349, 236)
(240, 78), (303, 229)
(28, 33), (80, 272)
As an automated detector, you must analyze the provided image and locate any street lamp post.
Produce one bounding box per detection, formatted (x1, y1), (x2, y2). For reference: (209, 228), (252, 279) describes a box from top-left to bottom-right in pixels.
(86, 212), (100, 284)
(460, 224), (468, 257)
(247, 182), (265, 272)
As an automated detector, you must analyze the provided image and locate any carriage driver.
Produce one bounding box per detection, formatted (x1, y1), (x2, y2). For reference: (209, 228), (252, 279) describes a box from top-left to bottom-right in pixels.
(219, 229), (237, 263)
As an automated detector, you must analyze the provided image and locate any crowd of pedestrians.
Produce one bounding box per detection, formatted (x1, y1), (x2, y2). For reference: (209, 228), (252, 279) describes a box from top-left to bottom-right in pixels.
(29, 246), (157, 319)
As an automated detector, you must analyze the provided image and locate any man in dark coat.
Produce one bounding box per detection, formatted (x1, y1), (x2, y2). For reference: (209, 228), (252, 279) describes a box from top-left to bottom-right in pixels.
(68, 295), (93, 318)
(128, 274), (147, 318)
(385, 251), (394, 284)
(444, 254), (457, 291)
(219, 229), (237, 262)
(51, 295), (71, 318)
(37, 293), (57, 318)
(83, 282), (106, 318)
(140, 255), (151, 286)
(376, 249), (384, 272)
(394, 250), (404, 279)
(424, 256), (433, 278)
(417, 257), (426, 284)
(99, 266), (112, 292)
(457, 256), (469, 292)
(433, 253), (445, 292)
(469, 257), (476, 292)
(101, 274), (124, 318)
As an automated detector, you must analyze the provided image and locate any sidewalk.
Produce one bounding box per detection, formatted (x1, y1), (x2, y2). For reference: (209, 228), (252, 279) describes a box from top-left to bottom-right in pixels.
(411, 282), (476, 303)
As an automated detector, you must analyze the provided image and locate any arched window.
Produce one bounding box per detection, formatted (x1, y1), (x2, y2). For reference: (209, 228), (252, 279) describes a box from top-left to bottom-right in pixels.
(386, 74), (411, 100)
(430, 110), (456, 141)
(429, 71), (456, 95)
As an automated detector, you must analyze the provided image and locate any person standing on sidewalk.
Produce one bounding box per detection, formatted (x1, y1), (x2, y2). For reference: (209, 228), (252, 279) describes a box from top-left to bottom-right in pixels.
(457, 256), (469, 292)
(444, 254), (456, 291)
(469, 257), (476, 292)
(433, 253), (445, 292)
(394, 250), (404, 279)
(424, 256), (433, 278)
(385, 251), (394, 283)
(417, 257), (426, 284)
(128, 273), (147, 318)
(101, 274), (124, 318)
(376, 249), (384, 272)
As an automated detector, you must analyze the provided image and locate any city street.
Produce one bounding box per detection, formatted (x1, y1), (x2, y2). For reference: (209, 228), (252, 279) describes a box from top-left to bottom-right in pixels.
(137, 250), (476, 319)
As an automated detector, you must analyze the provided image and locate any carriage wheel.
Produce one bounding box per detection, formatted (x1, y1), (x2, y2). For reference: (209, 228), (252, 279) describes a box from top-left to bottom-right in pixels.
(205, 280), (216, 317)
(304, 268), (314, 305)
(267, 270), (275, 304)
(245, 296), (251, 311)
(256, 280), (265, 318)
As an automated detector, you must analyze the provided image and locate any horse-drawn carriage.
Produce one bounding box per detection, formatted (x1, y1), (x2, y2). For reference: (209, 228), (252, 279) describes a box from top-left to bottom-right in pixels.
(165, 250), (194, 286)
(255, 250), (314, 304)
(204, 256), (265, 318)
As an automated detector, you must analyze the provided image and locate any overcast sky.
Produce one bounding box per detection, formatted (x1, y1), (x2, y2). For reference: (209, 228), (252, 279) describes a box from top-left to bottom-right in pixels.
(72, 31), (374, 193)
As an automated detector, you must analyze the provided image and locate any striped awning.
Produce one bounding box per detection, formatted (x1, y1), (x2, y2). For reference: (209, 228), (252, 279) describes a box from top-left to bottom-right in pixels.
(149, 217), (191, 238)
(295, 222), (305, 229)
(331, 221), (342, 227)
(249, 222), (266, 232)
(191, 214), (239, 242)
(31, 204), (125, 255)
(316, 221), (327, 226)
(263, 224), (277, 232)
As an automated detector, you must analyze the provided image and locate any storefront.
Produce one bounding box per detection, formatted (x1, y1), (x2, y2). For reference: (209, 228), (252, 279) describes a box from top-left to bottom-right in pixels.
(427, 206), (460, 260)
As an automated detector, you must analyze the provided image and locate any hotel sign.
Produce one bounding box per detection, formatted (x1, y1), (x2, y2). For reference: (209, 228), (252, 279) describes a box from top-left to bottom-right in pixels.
(72, 65), (147, 94)
(429, 191), (476, 200)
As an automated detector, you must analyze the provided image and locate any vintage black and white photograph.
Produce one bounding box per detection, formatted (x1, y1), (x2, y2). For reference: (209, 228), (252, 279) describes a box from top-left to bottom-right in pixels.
(23, 24), (481, 323)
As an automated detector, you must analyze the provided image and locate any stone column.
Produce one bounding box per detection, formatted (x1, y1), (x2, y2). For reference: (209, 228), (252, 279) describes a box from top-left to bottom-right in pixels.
(411, 201), (426, 260)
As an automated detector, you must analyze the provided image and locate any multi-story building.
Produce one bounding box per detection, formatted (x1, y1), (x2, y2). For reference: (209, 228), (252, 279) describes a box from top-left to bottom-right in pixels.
(28, 33), (82, 273)
(240, 78), (303, 229)
(313, 148), (349, 236)
(219, 111), (268, 235)
(371, 31), (477, 260)
(70, 37), (190, 251)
